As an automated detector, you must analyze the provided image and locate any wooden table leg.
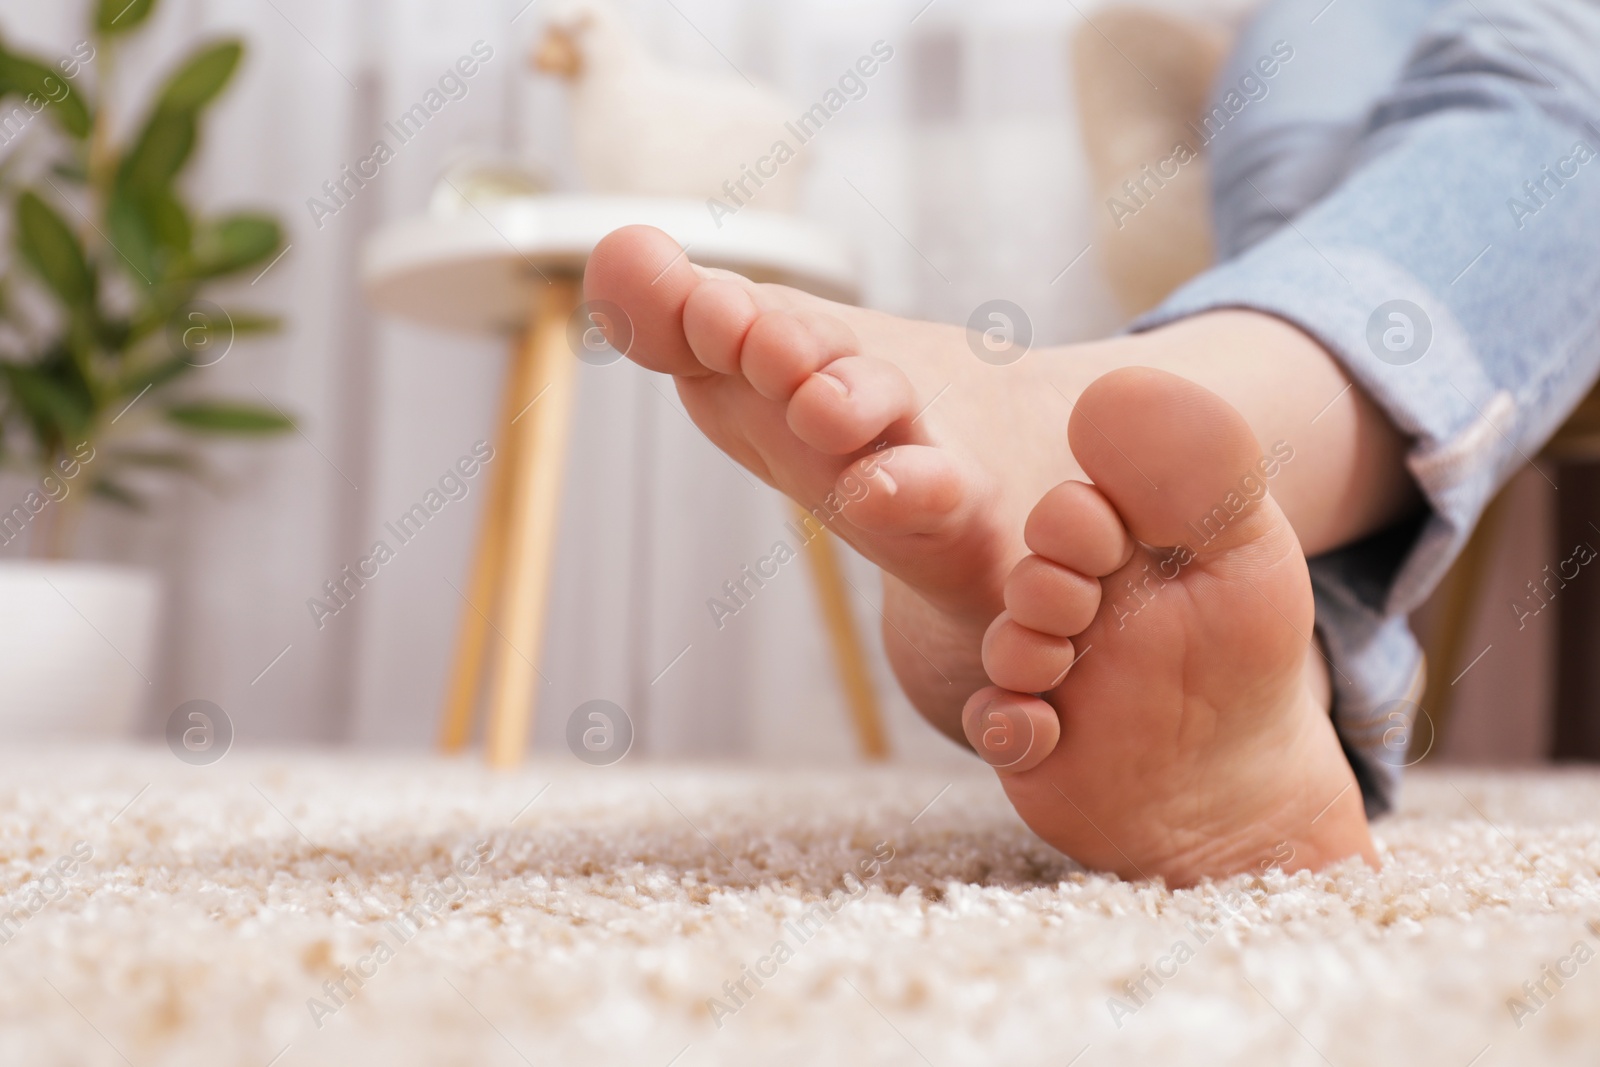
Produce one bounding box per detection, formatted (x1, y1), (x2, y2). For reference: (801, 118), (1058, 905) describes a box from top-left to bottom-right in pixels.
(437, 334), (528, 752)
(485, 277), (582, 768)
(797, 505), (889, 761)
(1418, 486), (1509, 753)
(1553, 457), (1600, 761)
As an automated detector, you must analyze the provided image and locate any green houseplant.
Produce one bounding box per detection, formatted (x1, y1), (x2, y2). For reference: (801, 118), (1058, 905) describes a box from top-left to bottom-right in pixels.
(0, 0), (292, 739)
(0, 0), (292, 558)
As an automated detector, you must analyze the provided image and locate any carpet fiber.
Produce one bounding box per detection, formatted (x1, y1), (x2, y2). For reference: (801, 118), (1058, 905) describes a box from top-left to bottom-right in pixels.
(2, 747), (1598, 1066)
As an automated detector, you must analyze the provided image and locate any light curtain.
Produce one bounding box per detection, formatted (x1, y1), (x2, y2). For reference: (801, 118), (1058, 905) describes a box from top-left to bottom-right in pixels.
(0, 0), (1211, 762)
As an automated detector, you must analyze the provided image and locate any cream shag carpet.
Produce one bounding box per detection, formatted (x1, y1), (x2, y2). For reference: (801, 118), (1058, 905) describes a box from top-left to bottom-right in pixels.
(1, 747), (1598, 1066)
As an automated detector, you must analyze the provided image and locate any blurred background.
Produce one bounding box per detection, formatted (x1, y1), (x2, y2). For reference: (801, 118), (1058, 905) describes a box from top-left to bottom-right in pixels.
(0, 0), (1563, 768)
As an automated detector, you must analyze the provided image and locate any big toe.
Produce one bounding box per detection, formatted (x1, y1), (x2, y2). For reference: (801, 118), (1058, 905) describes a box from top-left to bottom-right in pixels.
(1066, 366), (1288, 554)
(584, 225), (707, 377)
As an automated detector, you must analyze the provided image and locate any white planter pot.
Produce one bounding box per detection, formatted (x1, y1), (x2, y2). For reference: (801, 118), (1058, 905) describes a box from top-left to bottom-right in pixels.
(0, 562), (161, 739)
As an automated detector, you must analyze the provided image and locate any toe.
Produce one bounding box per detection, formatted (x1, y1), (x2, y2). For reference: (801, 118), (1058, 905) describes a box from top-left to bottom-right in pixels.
(682, 279), (760, 375)
(1003, 555), (1101, 637)
(1068, 367), (1285, 553)
(1023, 481), (1134, 577)
(982, 612), (1076, 693)
(584, 225), (709, 377)
(962, 687), (1060, 775)
(835, 445), (966, 536)
(788, 356), (918, 455)
(741, 310), (856, 401)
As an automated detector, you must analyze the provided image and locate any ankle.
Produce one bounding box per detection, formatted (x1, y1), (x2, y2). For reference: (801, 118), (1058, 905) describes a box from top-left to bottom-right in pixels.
(1045, 311), (1421, 556)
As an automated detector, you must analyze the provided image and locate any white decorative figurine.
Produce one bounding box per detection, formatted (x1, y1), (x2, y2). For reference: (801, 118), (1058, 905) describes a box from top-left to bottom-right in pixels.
(531, 0), (806, 216)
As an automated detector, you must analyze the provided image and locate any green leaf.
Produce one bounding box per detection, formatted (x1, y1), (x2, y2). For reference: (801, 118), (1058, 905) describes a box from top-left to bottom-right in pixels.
(229, 311), (282, 335)
(96, 0), (157, 34)
(0, 50), (91, 137)
(166, 401), (293, 434)
(118, 355), (191, 396)
(51, 160), (90, 183)
(108, 447), (203, 474)
(105, 189), (159, 283)
(93, 314), (133, 353)
(188, 213), (280, 277)
(156, 41), (241, 113)
(145, 188), (191, 251)
(1, 361), (94, 444)
(117, 107), (195, 193)
(15, 191), (93, 306)
(90, 477), (146, 510)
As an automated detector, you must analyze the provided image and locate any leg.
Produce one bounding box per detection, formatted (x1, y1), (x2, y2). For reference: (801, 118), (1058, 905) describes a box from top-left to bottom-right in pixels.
(798, 505), (890, 761)
(1417, 486), (1508, 744)
(1136, 0), (1600, 808)
(583, 0), (1600, 883)
(1204, 0), (1448, 260)
(439, 338), (523, 752)
(1553, 459), (1600, 760)
(1547, 391), (1600, 759)
(485, 278), (581, 768)
(970, 368), (1376, 886)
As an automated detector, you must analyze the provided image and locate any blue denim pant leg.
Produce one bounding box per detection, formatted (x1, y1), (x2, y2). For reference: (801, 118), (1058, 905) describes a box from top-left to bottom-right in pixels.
(1134, 0), (1600, 815)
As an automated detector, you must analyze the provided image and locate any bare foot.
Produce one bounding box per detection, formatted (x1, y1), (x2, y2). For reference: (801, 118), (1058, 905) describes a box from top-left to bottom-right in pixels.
(962, 367), (1377, 888)
(588, 226), (1396, 886)
(584, 225), (1087, 732)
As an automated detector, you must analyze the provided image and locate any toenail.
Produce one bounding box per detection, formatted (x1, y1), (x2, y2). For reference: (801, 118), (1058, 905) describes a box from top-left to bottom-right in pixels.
(816, 371), (849, 397)
(973, 701), (1034, 768)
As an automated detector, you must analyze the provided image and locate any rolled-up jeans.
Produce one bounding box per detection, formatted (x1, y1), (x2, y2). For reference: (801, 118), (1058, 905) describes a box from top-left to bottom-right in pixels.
(1134, 0), (1600, 814)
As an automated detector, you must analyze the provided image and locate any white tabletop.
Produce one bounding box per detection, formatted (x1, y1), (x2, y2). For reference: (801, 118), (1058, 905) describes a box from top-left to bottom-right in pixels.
(361, 194), (858, 335)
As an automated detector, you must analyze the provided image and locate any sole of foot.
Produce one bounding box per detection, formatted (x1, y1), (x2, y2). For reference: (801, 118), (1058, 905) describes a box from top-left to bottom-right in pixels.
(960, 366), (1378, 888)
